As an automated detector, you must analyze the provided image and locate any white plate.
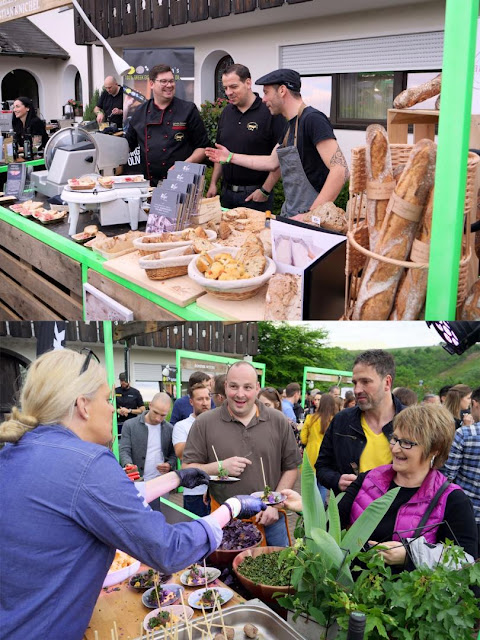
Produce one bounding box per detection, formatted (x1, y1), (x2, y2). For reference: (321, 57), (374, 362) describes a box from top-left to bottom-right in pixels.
(179, 566), (221, 587)
(251, 491), (286, 505)
(142, 583), (185, 609)
(143, 605), (194, 632)
(188, 587), (233, 610)
(209, 476), (240, 483)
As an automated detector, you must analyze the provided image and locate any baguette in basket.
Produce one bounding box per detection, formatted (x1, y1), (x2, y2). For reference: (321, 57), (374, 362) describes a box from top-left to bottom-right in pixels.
(365, 124), (394, 251)
(352, 139), (436, 320)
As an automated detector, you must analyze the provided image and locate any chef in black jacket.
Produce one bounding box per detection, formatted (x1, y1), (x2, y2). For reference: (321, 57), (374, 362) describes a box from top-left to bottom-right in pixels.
(125, 64), (209, 185)
(12, 96), (49, 150)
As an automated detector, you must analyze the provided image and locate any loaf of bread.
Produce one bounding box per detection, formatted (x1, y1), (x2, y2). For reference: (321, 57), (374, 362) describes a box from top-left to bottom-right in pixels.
(304, 202), (347, 234)
(390, 187), (434, 320)
(460, 279), (480, 320)
(365, 124), (395, 251)
(264, 273), (302, 320)
(393, 74), (441, 109)
(352, 139), (436, 320)
(236, 241), (266, 277)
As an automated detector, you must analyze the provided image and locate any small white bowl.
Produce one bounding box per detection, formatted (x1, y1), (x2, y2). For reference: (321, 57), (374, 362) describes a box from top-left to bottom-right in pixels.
(187, 247), (276, 298)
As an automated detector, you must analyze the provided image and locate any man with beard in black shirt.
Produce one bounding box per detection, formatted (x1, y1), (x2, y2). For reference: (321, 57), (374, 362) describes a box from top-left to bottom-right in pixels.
(95, 76), (124, 130)
(206, 64), (284, 212)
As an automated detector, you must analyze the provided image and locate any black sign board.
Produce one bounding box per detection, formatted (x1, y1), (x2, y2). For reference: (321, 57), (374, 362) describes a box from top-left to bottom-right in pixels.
(5, 162), (27, 198)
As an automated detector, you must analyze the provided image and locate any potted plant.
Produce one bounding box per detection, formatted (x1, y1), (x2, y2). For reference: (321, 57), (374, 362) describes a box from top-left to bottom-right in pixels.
(274, 453), (400, 639)
(68, 99), (83, 118)
(328, 544), (480, 640)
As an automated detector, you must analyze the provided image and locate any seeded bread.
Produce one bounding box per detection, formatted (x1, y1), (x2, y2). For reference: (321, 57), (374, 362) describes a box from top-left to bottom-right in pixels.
(304, 202), (347, 234)
(193, 237), (215, 253)
(264, 273), (302, 320)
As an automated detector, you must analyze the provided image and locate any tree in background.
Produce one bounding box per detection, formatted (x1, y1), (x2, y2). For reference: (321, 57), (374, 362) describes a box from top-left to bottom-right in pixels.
(256, 322), (342, 389)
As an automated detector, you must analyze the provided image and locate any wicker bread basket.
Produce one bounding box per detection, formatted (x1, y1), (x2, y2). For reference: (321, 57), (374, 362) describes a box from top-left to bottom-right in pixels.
(345, 144), (478, 319)
(133, 228), (217, 256)
(138, 247), (195, 280)
(187, 247), (276, 300)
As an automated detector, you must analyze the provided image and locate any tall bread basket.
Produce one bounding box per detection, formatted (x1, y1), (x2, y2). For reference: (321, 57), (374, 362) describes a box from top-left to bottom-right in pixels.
(344, 144), (479, 319)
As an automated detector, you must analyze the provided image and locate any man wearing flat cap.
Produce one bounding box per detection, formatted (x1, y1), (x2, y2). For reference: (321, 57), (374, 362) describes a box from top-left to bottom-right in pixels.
(206, 68), (348, 219)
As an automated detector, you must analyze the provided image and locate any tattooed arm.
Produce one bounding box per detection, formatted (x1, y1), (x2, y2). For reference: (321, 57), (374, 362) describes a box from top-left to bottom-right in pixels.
(290, 138), (349, 221)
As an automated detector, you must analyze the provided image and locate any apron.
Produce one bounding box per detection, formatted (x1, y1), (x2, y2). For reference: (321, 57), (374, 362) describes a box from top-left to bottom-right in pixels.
(277, 103), (319, 217)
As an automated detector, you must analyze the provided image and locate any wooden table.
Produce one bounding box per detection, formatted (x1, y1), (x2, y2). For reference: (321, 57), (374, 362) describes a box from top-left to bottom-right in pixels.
(84, 566), (245, 640)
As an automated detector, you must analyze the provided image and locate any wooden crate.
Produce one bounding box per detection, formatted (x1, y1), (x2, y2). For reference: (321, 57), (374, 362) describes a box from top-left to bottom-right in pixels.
(0, 220), (83, 320)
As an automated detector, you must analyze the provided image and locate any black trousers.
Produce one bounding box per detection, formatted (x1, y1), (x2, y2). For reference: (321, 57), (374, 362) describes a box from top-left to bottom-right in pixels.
(220, 185), (274, 212)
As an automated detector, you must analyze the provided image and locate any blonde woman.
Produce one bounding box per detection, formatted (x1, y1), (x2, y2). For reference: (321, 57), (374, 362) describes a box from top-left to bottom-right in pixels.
(444, 384), (473, 429)
(301, 393), (338, 502)
(0, 349), (265, 639)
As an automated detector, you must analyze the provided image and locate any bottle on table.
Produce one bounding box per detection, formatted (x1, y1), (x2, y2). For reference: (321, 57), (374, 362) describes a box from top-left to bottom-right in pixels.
(346, 611), (366, 640)
(23, 133), (33, 161)
(11, 131), (18, 161)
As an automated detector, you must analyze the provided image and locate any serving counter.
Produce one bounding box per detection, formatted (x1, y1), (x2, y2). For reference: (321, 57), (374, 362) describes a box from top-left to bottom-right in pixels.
(0, 207), (223, 321)
(84, 565), (245, 640)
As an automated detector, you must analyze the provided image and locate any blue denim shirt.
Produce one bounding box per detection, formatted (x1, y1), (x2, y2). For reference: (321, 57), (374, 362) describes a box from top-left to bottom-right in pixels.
(0, 425), (221, 639)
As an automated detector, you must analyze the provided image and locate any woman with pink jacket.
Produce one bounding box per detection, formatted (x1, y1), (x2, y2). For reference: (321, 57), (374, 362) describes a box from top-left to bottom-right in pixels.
(283, 404), (477, 570)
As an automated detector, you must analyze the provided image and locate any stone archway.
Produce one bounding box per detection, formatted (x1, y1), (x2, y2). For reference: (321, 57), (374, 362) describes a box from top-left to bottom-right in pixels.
(2, 69), (39, 111)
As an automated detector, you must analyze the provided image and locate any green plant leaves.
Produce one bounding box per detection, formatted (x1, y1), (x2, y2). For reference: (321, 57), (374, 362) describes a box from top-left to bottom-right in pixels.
(341, 486), (400, 558)
(327, 492), (341, 544)
(301, 451), (326, 536)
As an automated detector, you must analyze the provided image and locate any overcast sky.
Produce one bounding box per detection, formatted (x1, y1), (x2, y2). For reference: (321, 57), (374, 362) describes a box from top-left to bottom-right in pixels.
(305, 322), (442, 350)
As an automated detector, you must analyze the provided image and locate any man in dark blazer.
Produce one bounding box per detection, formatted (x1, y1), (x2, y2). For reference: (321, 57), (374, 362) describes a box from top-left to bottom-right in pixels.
(119, 392), (176, 510)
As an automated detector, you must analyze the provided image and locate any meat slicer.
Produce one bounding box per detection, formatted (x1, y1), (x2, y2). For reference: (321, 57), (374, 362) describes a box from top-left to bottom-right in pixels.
(31, 125), (129, 197)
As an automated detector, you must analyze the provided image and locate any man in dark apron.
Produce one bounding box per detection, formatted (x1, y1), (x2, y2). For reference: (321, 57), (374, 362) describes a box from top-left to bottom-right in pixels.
(205, 68), (349, 220)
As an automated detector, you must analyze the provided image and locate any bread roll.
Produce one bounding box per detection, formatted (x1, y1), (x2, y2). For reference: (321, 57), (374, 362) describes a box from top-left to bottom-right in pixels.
(352, 139), (436, 320)
(390, 188), (434, 320)
(264, 274), (302, 320)
(365, 124), (395, 251)
(393, 74), (441, 109)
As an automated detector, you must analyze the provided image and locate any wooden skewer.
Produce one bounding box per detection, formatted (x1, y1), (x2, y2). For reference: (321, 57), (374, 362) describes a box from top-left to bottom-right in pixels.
(260, 456), (267, 489)
(211, 445), (220, 465)
(113, 620), (119, 640)
(139, 621), (144, 640)
(214, 590), (227, 636)
(179, 590), (192, 640)
(203, 557), (208, 586)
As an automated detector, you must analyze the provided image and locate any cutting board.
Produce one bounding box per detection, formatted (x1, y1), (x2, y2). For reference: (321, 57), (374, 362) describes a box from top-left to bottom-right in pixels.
(102, 250), (206, 307)
(195, 284), (267, 320)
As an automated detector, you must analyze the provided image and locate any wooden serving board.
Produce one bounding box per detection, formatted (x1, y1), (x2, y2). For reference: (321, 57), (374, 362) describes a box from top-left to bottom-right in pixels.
(84, 566), (245, 640)
(102, 250), (206, 307)
(196, 284), (267, 320)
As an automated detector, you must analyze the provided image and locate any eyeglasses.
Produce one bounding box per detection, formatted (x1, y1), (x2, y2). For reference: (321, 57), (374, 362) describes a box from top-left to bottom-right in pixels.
(79, 348), (100, 375)
(389, 435), (418, 450)
(154, 79), (175, 86)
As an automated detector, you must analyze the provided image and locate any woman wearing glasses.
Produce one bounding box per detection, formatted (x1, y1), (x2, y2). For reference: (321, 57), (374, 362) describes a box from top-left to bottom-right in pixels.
(0, 349), (265, 640)
(283, 404), (477, 569)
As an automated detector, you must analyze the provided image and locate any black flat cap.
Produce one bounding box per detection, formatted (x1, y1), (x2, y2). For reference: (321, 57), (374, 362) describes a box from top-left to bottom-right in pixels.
(256, 68), (301, 92)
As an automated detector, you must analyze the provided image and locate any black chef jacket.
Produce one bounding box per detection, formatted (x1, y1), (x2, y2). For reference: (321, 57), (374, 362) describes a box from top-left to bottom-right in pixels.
(216, 94), (285, 186)
(115, 385), (144, 429)
(125, 96), (209, 183)
(97, 87), (124, 129)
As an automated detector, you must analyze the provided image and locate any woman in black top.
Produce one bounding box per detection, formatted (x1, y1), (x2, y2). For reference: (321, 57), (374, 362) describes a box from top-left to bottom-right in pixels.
(12, 96), (49, 151)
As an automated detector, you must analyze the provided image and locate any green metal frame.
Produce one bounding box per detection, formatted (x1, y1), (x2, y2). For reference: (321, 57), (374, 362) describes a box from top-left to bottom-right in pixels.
(175, 349), (266, 397)
(0, 158), (45, 173)
(302, 366), (353, 406)
(425, 0), (478, 318)
(0, 206), (222, 321)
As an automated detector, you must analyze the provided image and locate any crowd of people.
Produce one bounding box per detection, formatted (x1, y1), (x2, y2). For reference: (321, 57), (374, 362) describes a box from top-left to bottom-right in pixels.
(1, 346), (478, 638)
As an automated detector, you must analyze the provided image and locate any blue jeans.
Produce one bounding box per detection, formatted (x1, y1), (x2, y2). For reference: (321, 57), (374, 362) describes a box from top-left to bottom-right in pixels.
(318, 483), (328, 506)
(264, 515), (289, 547)
(183, 494), (211, 518)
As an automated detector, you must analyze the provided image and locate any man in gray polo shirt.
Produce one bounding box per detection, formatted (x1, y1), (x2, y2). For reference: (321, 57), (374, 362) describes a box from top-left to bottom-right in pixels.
(182, 361), (301, 546)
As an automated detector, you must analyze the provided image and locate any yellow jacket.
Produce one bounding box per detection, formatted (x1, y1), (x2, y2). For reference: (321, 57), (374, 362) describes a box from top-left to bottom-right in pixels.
(300, 413), (325, 468)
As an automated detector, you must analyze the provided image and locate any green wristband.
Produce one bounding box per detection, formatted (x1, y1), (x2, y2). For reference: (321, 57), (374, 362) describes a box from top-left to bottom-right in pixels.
(220, 152), (233, 165)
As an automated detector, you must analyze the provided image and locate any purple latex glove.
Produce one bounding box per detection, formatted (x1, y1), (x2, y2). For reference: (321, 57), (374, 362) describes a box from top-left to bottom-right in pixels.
(175, 468), (210, 489)
(227, 495), (267, 520)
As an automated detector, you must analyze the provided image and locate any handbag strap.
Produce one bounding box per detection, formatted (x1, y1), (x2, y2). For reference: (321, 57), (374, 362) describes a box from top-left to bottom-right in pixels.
(412, 479), (450, 538)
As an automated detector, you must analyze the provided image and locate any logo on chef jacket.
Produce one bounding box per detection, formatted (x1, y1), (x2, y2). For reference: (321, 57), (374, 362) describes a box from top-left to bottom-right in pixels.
(247, 122), (258, 131)
(172, 121), (187, 130)
(174, 132), (185, 142)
